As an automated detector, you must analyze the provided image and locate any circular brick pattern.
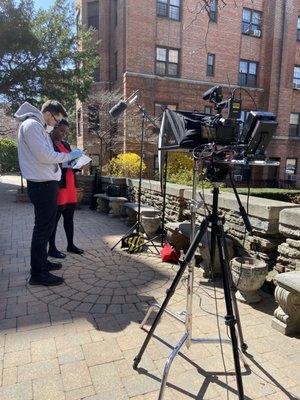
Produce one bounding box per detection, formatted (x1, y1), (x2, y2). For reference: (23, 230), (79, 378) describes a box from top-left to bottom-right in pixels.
(28, 249), (175, 314)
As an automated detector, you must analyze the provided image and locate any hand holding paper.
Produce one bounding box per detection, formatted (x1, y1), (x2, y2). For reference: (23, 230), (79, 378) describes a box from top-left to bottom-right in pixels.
(71, 155), (92, 169)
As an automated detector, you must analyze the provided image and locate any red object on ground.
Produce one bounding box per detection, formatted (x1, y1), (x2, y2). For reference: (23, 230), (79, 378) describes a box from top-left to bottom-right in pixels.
(56, 142), (77, 206)
(160, 243), (181, 263)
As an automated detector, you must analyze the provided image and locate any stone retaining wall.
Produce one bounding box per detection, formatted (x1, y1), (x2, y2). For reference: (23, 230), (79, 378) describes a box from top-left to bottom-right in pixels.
(127, 178), (299, 273)
(275, 208), (300, 273)
(82, 174), (300, 275)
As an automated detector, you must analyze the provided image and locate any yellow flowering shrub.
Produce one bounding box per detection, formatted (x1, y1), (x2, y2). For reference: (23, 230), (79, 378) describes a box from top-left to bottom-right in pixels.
(102, 152), (146, 178)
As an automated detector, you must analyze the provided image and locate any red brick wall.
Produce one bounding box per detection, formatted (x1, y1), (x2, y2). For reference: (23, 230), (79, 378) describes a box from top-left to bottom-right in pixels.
(77, 0), (300, 186)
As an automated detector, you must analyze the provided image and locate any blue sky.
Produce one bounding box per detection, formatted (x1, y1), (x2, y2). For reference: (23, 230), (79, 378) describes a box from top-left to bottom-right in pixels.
(34, 0), (57, 10)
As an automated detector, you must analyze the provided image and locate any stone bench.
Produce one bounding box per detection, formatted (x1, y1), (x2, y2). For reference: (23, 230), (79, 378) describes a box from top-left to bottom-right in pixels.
(272, 271), (300, 336)
(122, 202), (160, 225)
(166, 221), (233, 276)
(94, 194), (128, 217)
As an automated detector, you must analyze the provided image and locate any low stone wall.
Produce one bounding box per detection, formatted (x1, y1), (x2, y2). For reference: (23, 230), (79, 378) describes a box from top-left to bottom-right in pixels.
(126, 179), (299, 274)
(275, 208), (300, 273)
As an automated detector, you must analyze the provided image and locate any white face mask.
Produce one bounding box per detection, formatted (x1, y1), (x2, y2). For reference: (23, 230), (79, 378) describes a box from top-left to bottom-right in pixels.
(46, 125), (53, 133)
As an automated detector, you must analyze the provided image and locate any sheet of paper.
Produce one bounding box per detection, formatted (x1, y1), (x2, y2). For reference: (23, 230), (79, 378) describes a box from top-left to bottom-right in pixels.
(72, 155), (92, 169)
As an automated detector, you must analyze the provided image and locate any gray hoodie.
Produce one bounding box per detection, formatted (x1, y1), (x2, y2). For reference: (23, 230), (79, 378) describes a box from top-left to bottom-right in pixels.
(15, 102), (73, 181)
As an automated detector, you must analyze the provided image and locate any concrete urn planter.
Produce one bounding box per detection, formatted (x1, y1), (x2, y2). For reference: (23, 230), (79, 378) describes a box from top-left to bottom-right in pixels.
(230, 257), (268, 304)
(141, 211), (161, 237)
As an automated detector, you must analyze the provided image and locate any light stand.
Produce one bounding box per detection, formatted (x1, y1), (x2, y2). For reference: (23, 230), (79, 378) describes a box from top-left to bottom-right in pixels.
(133, 169), (250, 400)
(111, 102), (163, 253)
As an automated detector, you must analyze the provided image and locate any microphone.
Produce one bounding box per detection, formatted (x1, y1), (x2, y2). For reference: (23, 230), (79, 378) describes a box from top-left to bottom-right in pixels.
(109, 90), (139, 119)
(202, 85), (222, 101)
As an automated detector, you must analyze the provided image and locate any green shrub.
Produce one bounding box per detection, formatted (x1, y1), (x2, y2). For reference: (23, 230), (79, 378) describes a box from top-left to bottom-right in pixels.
(232, 188), (300, 203)
(102, 152), (146, 178)
(0, 138), (19, 172)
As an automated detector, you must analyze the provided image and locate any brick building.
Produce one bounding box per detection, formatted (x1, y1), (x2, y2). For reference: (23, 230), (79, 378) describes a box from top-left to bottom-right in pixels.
(76, 0), (300, 187)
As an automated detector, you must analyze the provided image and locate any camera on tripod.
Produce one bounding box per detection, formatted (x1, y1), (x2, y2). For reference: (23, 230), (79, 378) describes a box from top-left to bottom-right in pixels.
(159, 85), (278, 158)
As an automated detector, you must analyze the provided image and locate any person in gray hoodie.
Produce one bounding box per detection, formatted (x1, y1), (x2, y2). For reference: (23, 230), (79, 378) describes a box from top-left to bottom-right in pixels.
(15, 100), (83, 286)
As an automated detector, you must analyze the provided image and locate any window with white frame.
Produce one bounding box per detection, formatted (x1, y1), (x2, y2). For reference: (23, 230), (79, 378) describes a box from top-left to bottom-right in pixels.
(242, 8), (262, 37)
(239, 60), (258, 87)
(88, 105), (100, 134)
(204, 106), (213, 114)
(297, 16), (300, 41)
(285, 158), (297, 175)
(157, 0), (181, 21)
(156, 47), (179, 77)
(289, 113), (300, 136)
(207, 53), (215, 76)
(293, 66), (300, 87)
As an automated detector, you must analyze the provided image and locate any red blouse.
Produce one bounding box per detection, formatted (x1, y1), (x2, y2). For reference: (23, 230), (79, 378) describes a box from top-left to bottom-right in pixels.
(56, 142), (77, 206)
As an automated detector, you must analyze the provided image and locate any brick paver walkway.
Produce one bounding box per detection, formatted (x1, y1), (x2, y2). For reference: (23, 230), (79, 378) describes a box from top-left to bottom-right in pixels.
(0, 175), (299, 400)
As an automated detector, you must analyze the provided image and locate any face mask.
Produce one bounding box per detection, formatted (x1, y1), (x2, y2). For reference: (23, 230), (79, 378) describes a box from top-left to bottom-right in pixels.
(46, 125), (53, 133)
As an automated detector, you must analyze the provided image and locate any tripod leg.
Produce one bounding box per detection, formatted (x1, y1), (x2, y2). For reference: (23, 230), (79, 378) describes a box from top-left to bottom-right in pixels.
(133, 217), (209, 369)
(111, 222), (138, 251)
(158, 332), (188, 400)
(216, 229), (245, 400)
(219, 225), (248, 354)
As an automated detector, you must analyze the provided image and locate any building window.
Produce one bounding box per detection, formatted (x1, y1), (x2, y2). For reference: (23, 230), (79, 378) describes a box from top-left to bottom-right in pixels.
(239, 110), (250, 131)
(154, 103), (177, 116)
(242, 8), (262, 37)
(154, 155), (159, 170)
(156, 47), (179, 77)
(207, 53), (215, 76)
(93, 63), (100, 82)
(88, 105), (100, 134)
(239, 60), (258, 87)
(154, 103), (177, 124)
(157, 0), (181, 21)
(87, 1), (99, 30)
(289, 113), (300, 137)
(91, 154), (100, 167)
(209, 0), (218, 22)
(293, 66), (300, 88)
(297, 16), (300, 41)
(204, 106), (213, 114)
(285, 158), (297, 175)
(114, 51), (118, 81)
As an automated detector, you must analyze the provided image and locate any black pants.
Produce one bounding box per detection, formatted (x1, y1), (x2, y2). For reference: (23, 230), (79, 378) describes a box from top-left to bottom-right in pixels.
(27, 180), (59, 276)
(49, 203), (76, 251)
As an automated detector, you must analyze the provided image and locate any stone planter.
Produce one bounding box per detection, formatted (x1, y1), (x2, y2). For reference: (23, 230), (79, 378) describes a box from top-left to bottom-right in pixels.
(141, 211), (161, 237)
(230, 257), (268, 304)
(272, 271), (300, 336)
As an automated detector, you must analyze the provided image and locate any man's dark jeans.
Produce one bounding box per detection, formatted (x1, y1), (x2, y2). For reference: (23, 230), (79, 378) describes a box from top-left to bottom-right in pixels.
(27, 180), (59, 276)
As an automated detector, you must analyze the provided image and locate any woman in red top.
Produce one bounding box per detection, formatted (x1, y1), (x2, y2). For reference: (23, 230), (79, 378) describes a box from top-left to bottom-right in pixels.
(48, 120), (84, 258)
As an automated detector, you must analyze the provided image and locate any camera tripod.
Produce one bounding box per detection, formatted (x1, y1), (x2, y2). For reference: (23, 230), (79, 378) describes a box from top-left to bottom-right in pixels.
(133, 178), (250, 400)
(111, 104), (163, 254)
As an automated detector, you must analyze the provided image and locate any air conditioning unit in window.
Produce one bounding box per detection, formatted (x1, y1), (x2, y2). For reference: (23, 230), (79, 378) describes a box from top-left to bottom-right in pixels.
(285, 174), (296, 181)
(293, 83), (300, 90)
(234, 175), (243, 182)
(252, 29), (261, 37)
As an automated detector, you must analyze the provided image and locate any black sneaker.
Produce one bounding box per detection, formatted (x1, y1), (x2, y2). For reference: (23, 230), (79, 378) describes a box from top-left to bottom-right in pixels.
(46, 260), (62, 271)
(67, 245), (84, 255)
(29, 271), (64, 286)
(48, 248), (66, 259)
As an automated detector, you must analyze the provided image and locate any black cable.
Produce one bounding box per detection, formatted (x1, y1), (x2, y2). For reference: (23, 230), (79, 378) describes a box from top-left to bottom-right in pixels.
(232, 86), (258, 110)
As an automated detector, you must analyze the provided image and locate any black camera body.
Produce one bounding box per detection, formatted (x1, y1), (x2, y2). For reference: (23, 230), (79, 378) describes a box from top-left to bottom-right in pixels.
(158, 86), (278, 160)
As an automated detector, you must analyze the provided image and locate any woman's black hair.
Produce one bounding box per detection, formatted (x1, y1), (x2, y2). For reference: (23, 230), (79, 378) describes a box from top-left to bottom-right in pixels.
(57, 119), (69, 127)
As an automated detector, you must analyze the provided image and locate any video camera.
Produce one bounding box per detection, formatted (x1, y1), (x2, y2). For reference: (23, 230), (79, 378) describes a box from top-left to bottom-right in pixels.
(158, 85), (278, 160)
